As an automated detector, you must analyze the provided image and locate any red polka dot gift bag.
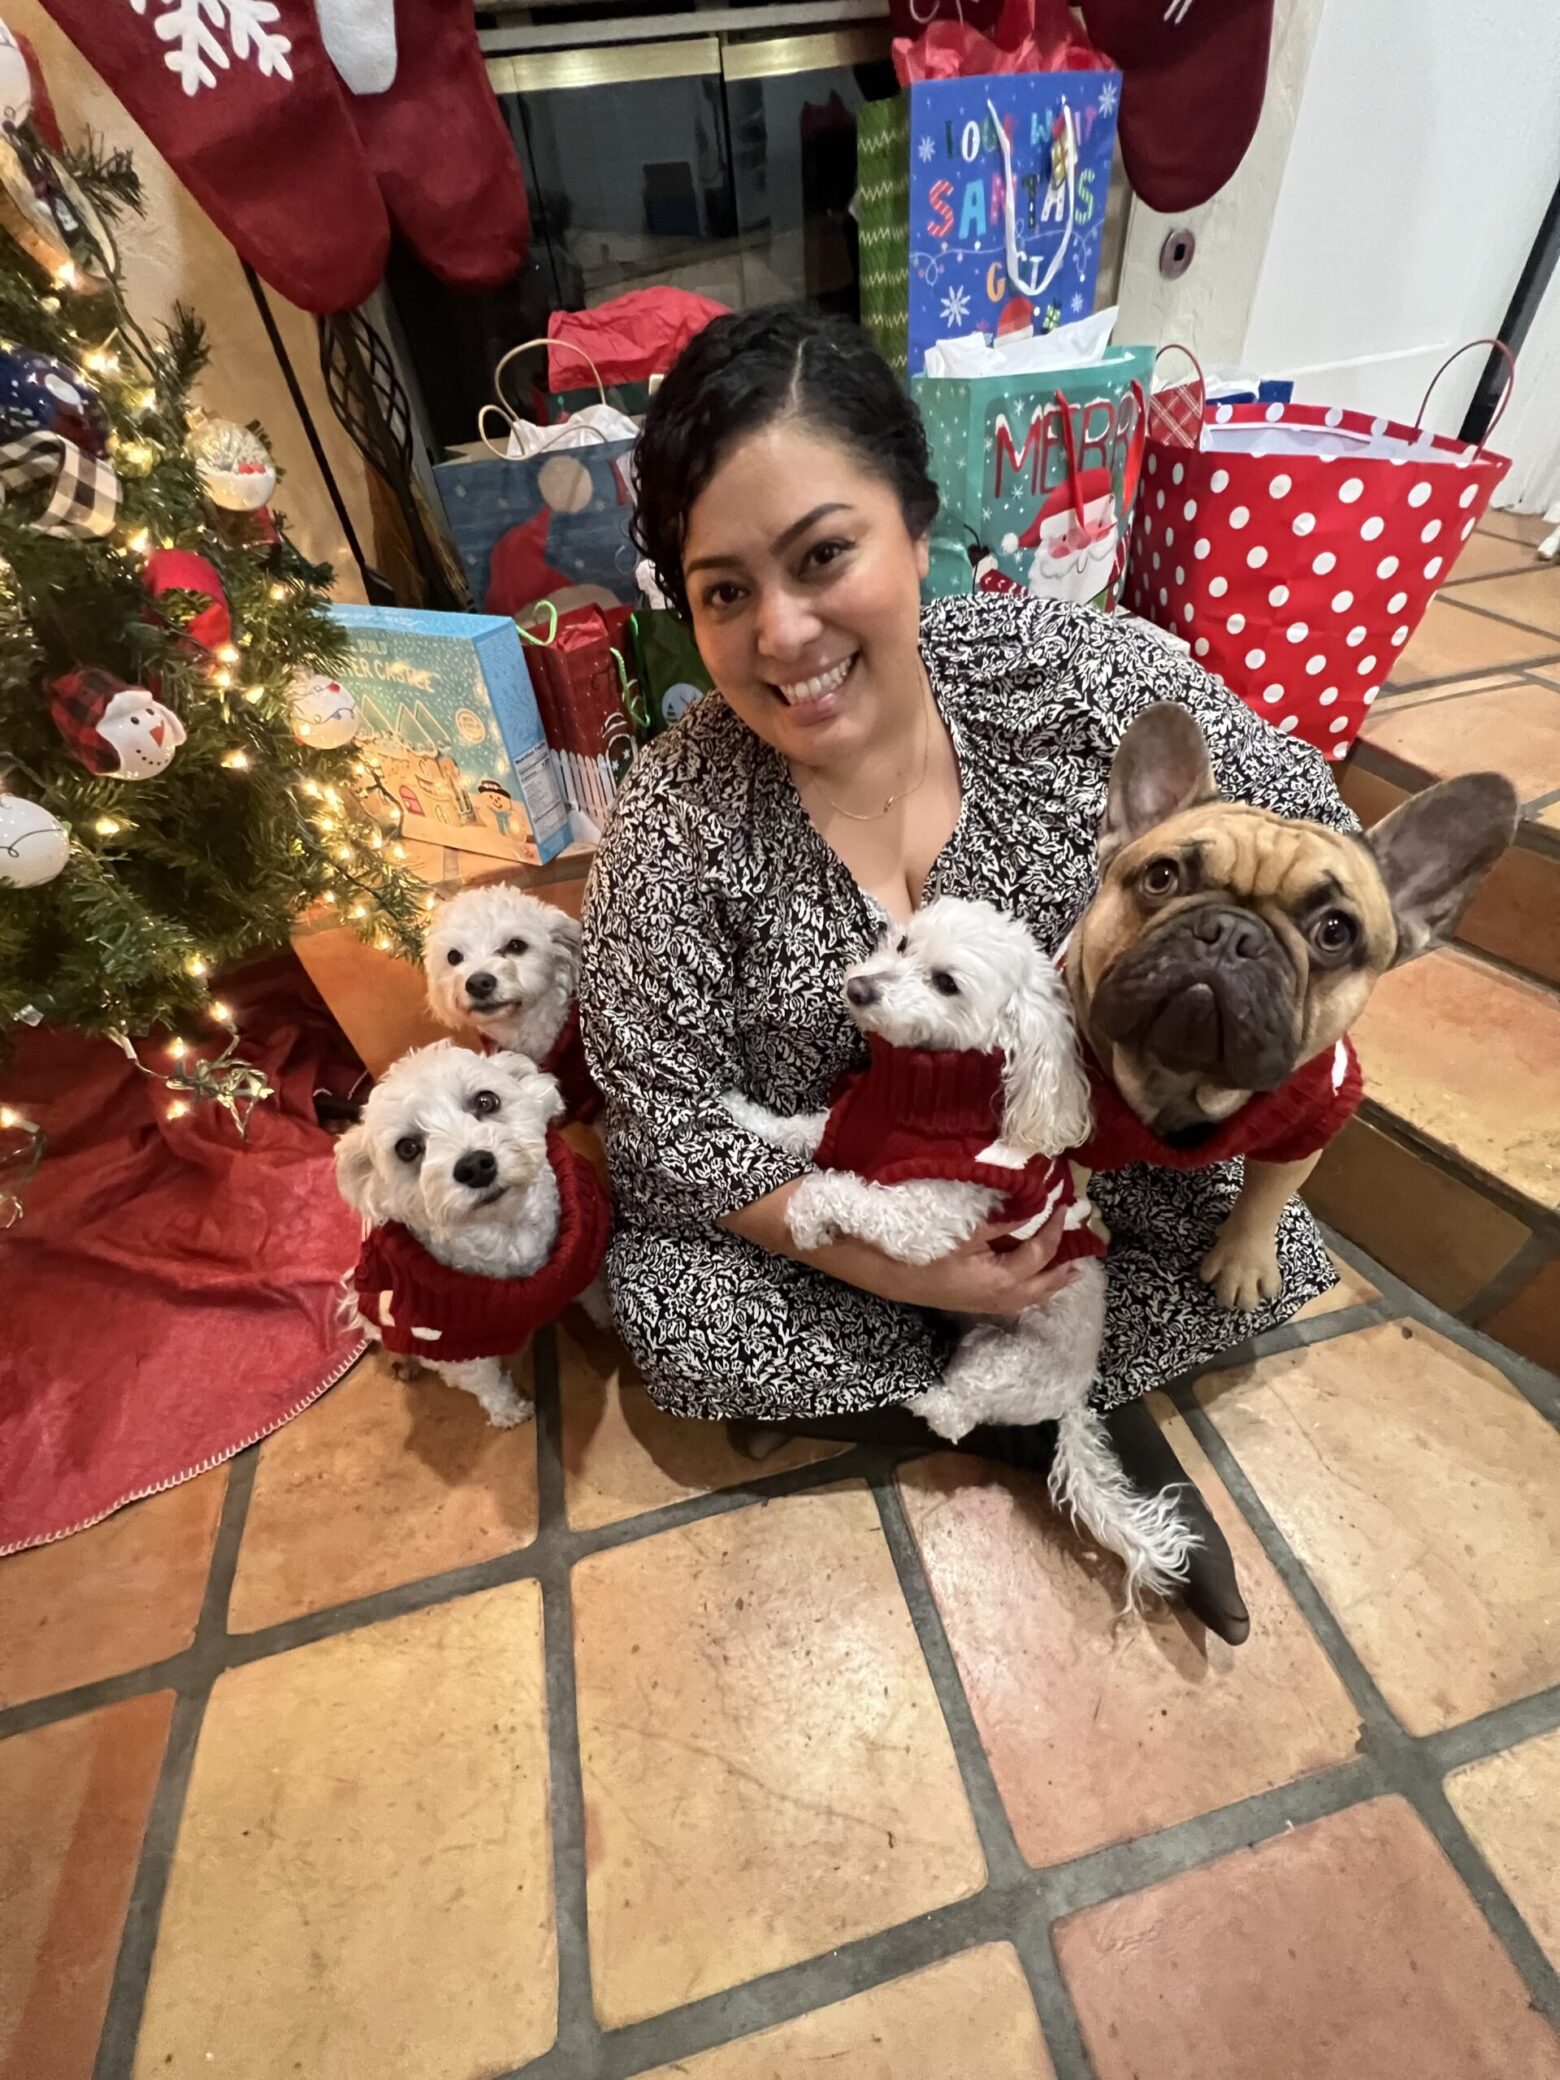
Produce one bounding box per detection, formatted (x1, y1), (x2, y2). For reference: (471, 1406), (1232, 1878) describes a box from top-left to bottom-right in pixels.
(1123, 343), (1515, 762)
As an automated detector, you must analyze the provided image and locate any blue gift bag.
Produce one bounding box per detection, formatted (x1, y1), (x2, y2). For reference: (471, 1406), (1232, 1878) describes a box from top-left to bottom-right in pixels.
(862, 70), (1120, 379)
(433, 441), (640, 620)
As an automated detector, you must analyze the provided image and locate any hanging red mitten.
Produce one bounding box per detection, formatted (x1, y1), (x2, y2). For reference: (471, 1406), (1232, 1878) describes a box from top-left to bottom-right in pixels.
(48, 666), (186, 779)
(1076, 0), (1274, 214)
(36, 0), (389, 312)
(323, 0), (530, 289)
(144, 547), (233, 652)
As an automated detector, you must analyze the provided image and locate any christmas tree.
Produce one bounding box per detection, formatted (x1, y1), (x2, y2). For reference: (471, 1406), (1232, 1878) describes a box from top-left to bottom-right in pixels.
(0, 43), (423, 1109)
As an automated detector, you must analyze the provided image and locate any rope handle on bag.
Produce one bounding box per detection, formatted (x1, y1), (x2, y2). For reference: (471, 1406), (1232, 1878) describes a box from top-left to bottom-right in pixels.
(1414, 337), (1517, 454)
(1149, 341), (1206, 445)
(990, 93), (1075, 307)
(480, 338), (611, 458)
(609, 644), (652, 736)
(516, 600), (559, 648)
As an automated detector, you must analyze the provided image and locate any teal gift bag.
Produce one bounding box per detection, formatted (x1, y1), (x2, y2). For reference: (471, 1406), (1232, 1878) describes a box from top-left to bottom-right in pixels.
(914, 345), (1152, 608)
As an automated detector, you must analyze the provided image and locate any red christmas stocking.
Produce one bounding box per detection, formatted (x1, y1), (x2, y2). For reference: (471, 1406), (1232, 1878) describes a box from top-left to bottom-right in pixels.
(36, 0), (388, 313)
(327, 0), (530, 289)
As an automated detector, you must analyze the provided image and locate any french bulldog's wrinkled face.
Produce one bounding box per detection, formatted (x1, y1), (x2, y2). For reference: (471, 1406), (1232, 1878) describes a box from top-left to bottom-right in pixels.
(1070, 705), (1518, 1136)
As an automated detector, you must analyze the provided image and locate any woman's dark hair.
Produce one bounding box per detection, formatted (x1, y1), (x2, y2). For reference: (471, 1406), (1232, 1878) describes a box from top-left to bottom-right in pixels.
(632, 306), (939, 620)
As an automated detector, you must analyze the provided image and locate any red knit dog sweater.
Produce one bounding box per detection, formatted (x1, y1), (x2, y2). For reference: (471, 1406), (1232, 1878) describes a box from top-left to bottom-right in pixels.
(816, 1036), (1106, 1264)
(353, 1128), (610, 1363)
(1076, 1036), (1364, 1172)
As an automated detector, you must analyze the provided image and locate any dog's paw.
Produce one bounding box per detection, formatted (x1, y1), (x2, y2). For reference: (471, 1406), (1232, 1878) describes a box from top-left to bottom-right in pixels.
(785, 1197), (838, 1251)
(1200, 1233), (1282, 1312)
(721, 1091), (774, 1136)
(485, 1395), (535, 1429)
(904, 1387), (972, 1443)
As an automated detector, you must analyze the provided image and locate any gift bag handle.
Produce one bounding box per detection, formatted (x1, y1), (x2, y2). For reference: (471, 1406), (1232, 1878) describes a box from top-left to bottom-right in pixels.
(517, 600), (560, 647)
(1414, 337), (1517, 452)
(480, 338), (612, 458)
(990, 94), (1075, 307)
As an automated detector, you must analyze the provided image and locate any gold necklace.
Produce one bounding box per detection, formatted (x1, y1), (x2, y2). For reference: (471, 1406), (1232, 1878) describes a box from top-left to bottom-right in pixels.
(804, 673), (934, 824)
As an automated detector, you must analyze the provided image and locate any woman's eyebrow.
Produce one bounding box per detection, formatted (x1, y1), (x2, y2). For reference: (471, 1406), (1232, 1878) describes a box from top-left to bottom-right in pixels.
(684, 503), (856, 578)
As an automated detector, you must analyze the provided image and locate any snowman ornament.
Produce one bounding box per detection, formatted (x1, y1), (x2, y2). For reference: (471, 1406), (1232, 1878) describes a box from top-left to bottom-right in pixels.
(48, 667), (186, 780)
(1002, 466), (1120, 609)
(288, 672), (358, 749)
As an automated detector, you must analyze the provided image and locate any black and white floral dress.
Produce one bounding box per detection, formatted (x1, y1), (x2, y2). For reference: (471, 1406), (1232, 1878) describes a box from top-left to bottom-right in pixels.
(579, 593), (1350, 1422)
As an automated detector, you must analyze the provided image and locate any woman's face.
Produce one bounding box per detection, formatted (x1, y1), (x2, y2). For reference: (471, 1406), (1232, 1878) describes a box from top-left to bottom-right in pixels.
(681, 421), (930, 770)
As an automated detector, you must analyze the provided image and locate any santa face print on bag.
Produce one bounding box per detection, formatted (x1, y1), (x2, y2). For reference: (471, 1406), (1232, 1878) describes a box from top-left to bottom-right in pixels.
(1002, 466), (1119, 607)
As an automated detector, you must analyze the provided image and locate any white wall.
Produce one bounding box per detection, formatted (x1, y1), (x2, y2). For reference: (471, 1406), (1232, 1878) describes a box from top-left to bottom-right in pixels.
(1241, 0), (1560, 434)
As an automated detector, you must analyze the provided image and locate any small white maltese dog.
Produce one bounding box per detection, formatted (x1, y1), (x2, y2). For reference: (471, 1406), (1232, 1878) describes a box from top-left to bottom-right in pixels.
(726, 896), (1197, 1604)
(423, 884), (596, 1118)
(336, 1041), (609, 1428)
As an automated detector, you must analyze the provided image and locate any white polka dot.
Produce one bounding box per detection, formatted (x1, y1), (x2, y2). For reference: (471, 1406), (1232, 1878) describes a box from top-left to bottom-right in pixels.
(1172, 461), (1185, 485)
(1165, 526), (1176, 547)
(1279, 715), (1300, 734)
(1390, 626), (1409, 646)
(1360, 515), (1385, 541)
(1423, 557), (1443, 580)
(1152, 552), (1161, 570)
(1376, 555), (1399, 579)
(1194, 537), (1211, 560)
(1312, 550), (1337, 576)
(1210, 469), (1230, 494)
(1268, 584), (1290, 607)
(1228, 612), (1246, 634)
(1208, 575), (1228, 598)
(1357, 654), (1377, 676)
(1338, 477), (1364, 503)
(1174, 566), (1185, 585)
(1265, 402), (1284, 422)
(1156, 490), (1165, 510)
(1286, 621), (1309, 643)
(1319, 686), (1339, 705)
(1363, 686), (1381, 704)
(1194, 637), (1210, 657)
(1229, 504), (1250, 529)
(1184, 499), (1198, 522)
(1158, 586), (1168, 605)
(1386, 591), (1407, 613)
(1331, 590), (1354, 613)
(1325, 406), (1344, 427)
(1183, 602), (1195, 624)
(1245, 647), (1266, 670)
(1305, 654), (1326, 676)
(1292, 512), (1316, 536)
(1330, 716), (1350, 734)
(1458, 483), (1479, 508)
(1269, 473), (1292, 498)
(1215, 404), (1233, 425)
(1139, 508), (1153, 534)
(1420, 519), (1442, 544)
(1148, 453), (1158, 474)
(1332, 743), (1350, 760)
(1262, 683), (1284, 703)
(1407, 482), (1433, 508)
(1247, 545), (1269, 569)
(1345, 625), (1366, 646)
(1460, 517), (1477, 540)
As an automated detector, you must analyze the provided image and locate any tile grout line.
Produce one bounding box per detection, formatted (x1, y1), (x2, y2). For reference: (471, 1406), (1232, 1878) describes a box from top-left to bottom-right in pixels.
(90, 1444), (261, 2080)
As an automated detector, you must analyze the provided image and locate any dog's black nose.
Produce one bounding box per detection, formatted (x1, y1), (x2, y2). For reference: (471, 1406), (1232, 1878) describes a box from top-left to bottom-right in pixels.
(465, 969), (497, 1001)
(1190, 909), (1268, 960)
(845, 977), (879, 1008)
(453, 1150), (498, 1190)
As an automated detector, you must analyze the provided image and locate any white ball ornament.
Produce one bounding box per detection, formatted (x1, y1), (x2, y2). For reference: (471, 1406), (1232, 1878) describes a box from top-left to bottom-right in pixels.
(0, 791), (70, 887)
(187, 415), (278, 512)
(289, 673), (359, 749)
(0, 24), (33, 130)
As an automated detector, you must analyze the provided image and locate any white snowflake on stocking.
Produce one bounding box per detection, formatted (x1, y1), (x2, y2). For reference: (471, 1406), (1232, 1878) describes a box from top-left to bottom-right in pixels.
(129, 0), (294, 97)
(917, 134), (936, 163)
(939, 284), (971, 328)
(1098, 79), (1118, 116)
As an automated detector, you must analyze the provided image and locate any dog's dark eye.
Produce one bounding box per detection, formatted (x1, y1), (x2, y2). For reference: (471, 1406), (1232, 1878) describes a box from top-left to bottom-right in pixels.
(445, 948), (463, 967)
(501, 936), (528, 956)
(896, 935), (908, 954)
(394, 1134), (424, 1164)
(930, 970), (960, 996)
(1312, 910), (1357, 956)
(1141, 857), (1181, 899)
(471, 1089), (501, 1117)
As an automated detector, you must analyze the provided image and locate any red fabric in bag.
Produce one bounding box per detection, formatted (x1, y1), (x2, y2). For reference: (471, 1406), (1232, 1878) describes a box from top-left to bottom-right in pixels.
(894, 0), (1113, 83)
(0, 953), (367, 1555)
(547, 290), (727, 390)
(1124, 400), (1510, 760)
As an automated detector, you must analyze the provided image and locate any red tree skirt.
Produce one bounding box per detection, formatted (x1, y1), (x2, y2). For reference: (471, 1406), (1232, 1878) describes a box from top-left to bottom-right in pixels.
(0, 953), (369, 1555)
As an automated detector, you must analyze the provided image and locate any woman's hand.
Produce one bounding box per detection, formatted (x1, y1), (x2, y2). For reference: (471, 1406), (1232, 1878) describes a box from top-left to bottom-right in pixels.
(723, 1185), (1076, 1316)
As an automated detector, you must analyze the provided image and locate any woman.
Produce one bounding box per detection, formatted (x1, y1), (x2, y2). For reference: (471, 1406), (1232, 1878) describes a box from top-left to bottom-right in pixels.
(579, 308), (1348, 1642)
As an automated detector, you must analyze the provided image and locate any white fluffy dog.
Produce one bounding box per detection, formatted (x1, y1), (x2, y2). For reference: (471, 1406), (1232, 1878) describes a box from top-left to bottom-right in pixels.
(727, 897), (1197, 1604)
(424, 883), (581, 1062)
(336, 1042), (605, 1428)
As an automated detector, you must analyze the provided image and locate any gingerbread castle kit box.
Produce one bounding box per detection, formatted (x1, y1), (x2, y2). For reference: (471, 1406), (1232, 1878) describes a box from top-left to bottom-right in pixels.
(331, 605), (571, 866)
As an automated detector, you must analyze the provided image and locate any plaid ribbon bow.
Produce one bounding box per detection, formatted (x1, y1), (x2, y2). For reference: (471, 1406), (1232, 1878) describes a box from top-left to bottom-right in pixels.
(0, 429), (120, 538)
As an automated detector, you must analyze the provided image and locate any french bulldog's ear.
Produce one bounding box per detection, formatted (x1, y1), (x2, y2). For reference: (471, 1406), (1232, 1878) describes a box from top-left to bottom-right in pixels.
(334, 1123), (384, 1222)
(1099, 704), (1217, 863)
(1367, 773), (1519, 964)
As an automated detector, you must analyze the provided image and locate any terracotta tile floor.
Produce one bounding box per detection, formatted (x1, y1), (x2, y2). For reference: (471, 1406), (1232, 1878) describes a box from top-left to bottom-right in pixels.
(2, 517), (1557, 2077)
